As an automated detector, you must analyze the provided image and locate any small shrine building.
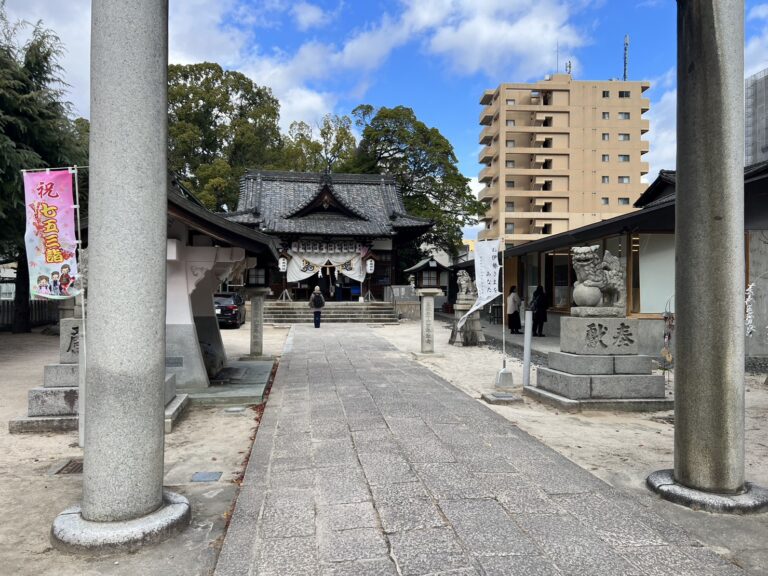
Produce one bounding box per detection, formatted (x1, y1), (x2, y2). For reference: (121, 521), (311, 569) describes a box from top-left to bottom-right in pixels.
(226, 171), (433, 301)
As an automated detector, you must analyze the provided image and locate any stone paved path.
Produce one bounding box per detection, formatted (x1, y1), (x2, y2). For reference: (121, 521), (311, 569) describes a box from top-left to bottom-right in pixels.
(215, 325), (743, 576)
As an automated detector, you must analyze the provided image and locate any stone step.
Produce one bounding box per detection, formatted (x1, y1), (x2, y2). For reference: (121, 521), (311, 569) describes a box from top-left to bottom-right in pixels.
(9, 415), (78, 434)
(44, 364), (79, 388)
(164, 393), (188, 433)
(537, 366), (665, 400)
(28, 386), (78, 417)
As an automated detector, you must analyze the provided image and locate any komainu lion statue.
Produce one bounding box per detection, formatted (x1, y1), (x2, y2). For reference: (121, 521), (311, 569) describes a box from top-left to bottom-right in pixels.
(456, 270), (476, 296)
(571, 245), (625, 308)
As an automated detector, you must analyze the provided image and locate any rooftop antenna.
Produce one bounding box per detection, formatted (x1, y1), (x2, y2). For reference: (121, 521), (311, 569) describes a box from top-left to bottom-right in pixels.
(556, 41), (559, 73)
(565, 60), (572, 75)
(623, 34), (630, 81)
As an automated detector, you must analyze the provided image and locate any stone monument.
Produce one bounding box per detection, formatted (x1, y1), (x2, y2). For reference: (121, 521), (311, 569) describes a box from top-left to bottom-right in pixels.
(449, 270), (485, 346)
(415, 288), (443, 357)
(524, 246), (670, 411)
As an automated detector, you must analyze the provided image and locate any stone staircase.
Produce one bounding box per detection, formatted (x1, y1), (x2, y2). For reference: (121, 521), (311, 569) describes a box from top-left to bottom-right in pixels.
(264, 301), (399, 324)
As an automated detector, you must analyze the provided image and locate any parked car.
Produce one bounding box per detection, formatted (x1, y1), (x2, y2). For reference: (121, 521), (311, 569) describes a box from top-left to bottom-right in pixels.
(214, 292), (246, 328)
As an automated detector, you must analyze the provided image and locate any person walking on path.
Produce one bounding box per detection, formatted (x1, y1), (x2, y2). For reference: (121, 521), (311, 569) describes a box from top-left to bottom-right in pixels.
(309, 285), (325, 328)
(530, 285), (547, 337)
(507, 286), (522, 334)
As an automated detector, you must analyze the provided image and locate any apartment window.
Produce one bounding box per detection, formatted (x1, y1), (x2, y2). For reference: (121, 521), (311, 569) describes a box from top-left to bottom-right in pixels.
(543, 224), (552, 234)
(505, 222), (515, 234)
(505, 202), (515, 212)
(601, 197), (609, 205)
(619, 90), (631, 98)
(618, 133), (631, 141)
(601, 154), (610, 162)
(618, 154), (630, 162)
(601, 176), (610, 184)
(618, 197), (630, 205)
(602, 112), (610, 120)
(506, 180), (515, 188)
(543, 202), (553, 213)
(601, 133), (610, 141)
(618, 176), (631, 184)
(506, 140), (515, 148)
(602, 90), (610, 98)
(505, 160), (516, 168)
(618, 112), (631, 120)
(506, 98), (516, 105)
(506, 119), (516, 127)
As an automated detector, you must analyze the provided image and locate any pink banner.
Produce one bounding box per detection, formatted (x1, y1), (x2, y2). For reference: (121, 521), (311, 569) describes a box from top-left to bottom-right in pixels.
(23, 169), (80, 300)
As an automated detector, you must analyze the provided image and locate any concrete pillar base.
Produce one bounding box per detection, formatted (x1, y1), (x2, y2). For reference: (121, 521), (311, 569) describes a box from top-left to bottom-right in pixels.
(646, 470), (768, 514)
(238, 355), (275, 362)
(51, 490), (191, 554)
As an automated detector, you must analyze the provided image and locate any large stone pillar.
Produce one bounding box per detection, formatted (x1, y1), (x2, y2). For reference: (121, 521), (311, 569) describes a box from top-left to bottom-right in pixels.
(647, 0), (768, 513)
(244, 288), (271, 360)
(52, 0), (190, 551)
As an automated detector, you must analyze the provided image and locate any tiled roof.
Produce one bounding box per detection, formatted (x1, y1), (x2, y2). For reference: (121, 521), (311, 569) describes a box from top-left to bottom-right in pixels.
(228, 170), (432, 238)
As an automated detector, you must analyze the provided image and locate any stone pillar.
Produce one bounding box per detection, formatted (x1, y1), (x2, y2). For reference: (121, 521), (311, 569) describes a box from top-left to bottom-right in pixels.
(52, 0), (189, 551)
(416, 289), (443, 355)
(647, 0), (768, 513)
(246, 288), (271, 359)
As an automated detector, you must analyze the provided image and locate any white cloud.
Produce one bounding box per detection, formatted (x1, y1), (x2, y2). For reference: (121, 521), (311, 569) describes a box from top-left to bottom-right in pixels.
(292, 2), (329, 31)
(748, 4), (768, 20)
(644, 88), (677, 177)
(745, 25), (768, 77)
(425, 1), (585, 78)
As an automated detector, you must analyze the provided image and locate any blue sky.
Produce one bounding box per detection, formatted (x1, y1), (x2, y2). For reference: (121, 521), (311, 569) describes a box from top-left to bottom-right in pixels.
(8, 1), (768, 238)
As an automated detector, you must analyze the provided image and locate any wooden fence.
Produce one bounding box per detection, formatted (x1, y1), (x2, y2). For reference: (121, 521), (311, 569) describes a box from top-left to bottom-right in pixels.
(0, 299), (59, 330)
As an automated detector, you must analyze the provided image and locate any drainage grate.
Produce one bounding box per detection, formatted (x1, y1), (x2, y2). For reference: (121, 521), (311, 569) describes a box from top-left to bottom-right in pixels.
(55, 458), (84, 475)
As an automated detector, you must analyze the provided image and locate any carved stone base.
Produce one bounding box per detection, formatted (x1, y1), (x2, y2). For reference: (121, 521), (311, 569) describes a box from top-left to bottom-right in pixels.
(560, 317), (639, 355)
(570, 306), (623, 318)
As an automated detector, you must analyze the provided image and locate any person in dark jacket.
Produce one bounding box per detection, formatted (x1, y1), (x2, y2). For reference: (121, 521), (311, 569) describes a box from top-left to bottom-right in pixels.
(530, 285), (547, 337)
(309, 285), (325, 328)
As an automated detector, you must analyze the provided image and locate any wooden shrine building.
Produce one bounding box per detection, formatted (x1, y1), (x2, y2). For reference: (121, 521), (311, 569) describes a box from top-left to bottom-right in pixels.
(226, 171), (432, 301)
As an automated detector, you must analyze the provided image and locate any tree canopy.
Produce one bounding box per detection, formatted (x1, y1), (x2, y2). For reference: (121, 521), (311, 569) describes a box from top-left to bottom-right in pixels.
(349, 105), (484, 257)
(167, 62), (282, 209)
(0, 5), (86, 331)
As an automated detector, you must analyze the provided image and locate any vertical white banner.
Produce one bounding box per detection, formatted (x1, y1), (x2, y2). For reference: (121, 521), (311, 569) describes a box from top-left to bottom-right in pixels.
(457, 240), (502, 328)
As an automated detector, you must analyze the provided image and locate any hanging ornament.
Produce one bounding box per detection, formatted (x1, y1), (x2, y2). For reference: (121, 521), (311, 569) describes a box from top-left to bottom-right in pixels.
(366, 258), (375, 274)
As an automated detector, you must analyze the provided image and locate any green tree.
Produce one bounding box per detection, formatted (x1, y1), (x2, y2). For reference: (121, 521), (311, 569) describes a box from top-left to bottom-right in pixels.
(350, 105), (484, 260)
(279, 114), (356, 173)
(0, 5), (85, 332)
(168, 62), (282, 209)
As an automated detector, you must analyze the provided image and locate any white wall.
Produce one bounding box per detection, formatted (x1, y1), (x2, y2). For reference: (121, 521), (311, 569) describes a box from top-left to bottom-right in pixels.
(639, 234), (675, 314)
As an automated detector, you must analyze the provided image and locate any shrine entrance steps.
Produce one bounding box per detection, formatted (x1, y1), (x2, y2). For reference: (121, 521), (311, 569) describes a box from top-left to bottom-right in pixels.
(263, 301), (399, 324)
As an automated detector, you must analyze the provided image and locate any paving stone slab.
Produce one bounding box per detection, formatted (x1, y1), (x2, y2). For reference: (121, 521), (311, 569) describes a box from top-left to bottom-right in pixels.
(318, 527), (388, 563)
(254, 536), (317, 576)
(317, 502), (378, 531)
(439, 499), (538, 556)
(388, 527), (474, 576)
(480, 555), (563, 576)
(377, 498), (446, 533)
(319, 558), (399, 576)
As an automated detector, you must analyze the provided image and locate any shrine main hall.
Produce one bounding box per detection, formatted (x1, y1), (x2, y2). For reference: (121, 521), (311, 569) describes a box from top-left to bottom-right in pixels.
(225, 170), (432, 300)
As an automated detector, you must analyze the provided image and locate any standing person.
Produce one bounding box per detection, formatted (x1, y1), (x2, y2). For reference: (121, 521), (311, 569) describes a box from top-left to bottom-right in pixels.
(309, 285), (325, 328)
(507, 286), (522, 334)
(530, 285), (547, 337)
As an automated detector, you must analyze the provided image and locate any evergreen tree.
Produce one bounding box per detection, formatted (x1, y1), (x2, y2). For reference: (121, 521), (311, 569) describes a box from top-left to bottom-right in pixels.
(0, 4), (85, 332)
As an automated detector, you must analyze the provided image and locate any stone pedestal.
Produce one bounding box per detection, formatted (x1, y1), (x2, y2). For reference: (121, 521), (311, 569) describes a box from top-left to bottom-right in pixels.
(525, 317), (671, 412)
(449, 294), (485, 346)
(416, 289), (442, 355)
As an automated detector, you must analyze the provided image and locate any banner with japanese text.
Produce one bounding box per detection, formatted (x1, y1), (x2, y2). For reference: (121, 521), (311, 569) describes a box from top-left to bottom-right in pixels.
(23, 169), (80, 299)
(457, 239), (502, 328)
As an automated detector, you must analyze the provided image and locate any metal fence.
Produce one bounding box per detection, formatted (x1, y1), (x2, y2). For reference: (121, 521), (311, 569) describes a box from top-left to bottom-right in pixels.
(0, 299), (59, 330)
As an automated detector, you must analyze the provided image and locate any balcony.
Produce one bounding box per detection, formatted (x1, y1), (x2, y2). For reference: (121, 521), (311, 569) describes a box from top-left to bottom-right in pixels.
(640, 140), (650, 154)
(534, 112), (554, 126)
(478, 164), (495, 183)
(479, 106), (494, 126)
(640, 161), (649, 175)
(480, 90), (495, 105)
(479, 124), (497, 145)
(640, 97), (650, 113)
(478, 143), (498, 164)
(478, 186), (496, 202)
(640, 119), (650, 134)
